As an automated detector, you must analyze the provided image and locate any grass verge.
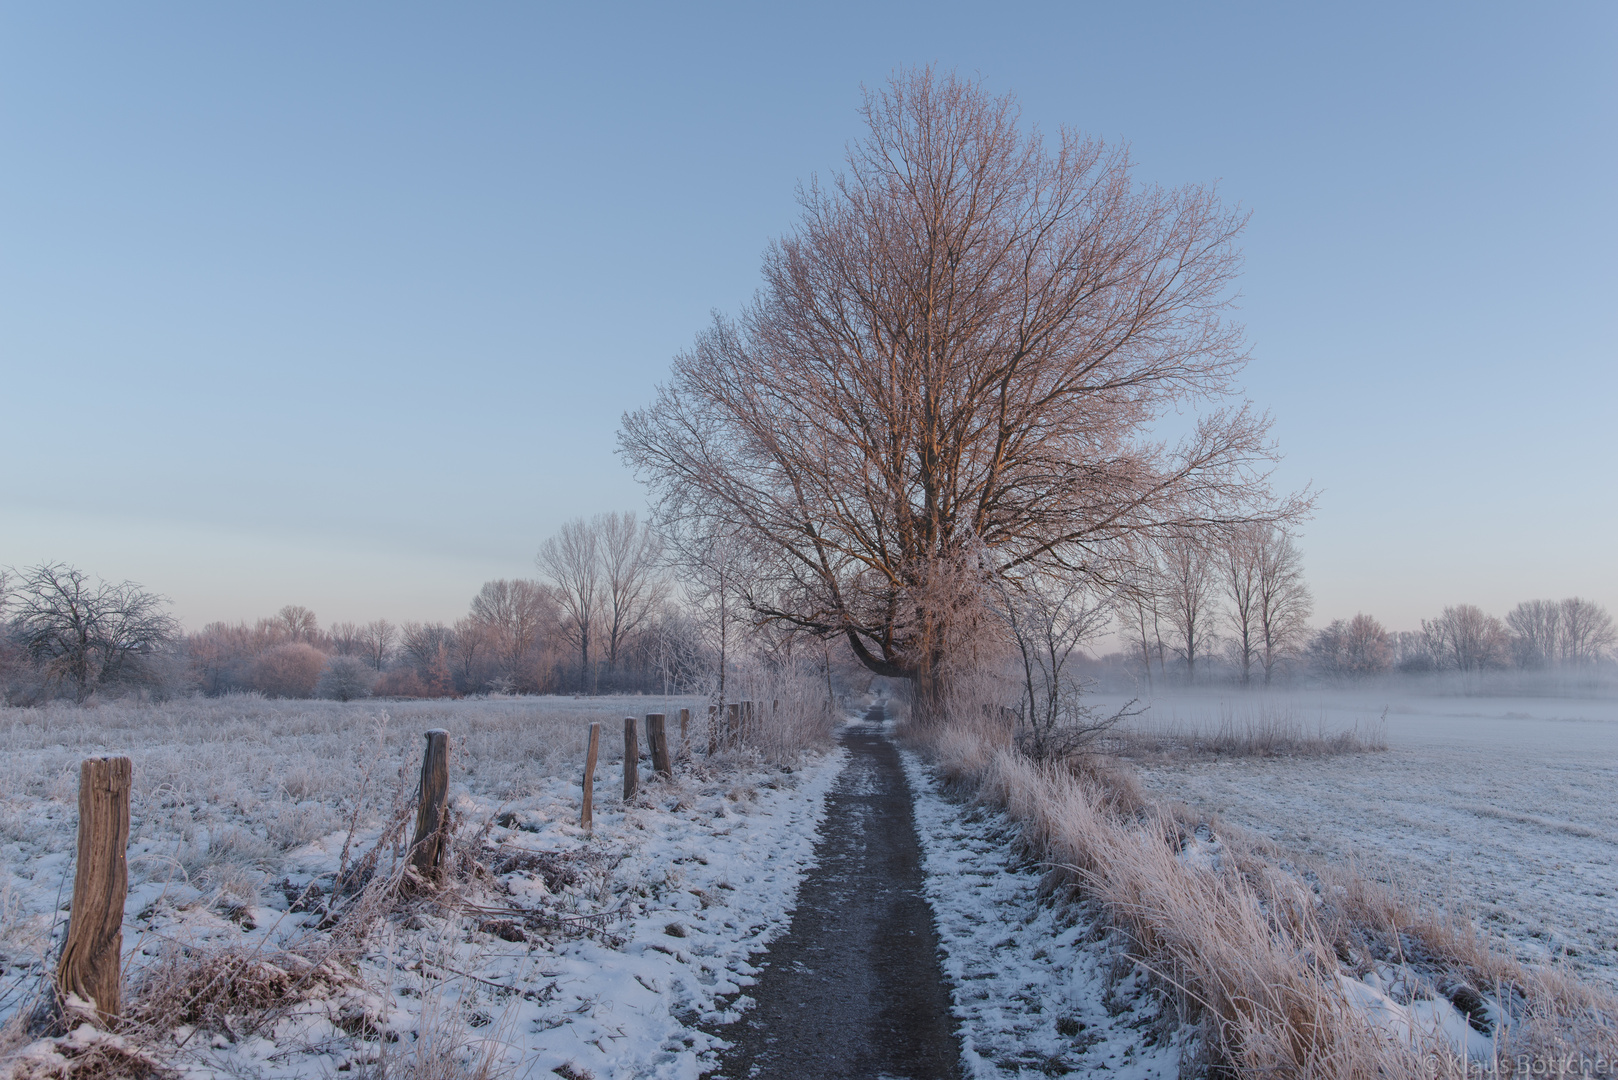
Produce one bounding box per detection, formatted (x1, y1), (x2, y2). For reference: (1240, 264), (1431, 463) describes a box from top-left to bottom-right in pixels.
(917, 717), (1618, 1077)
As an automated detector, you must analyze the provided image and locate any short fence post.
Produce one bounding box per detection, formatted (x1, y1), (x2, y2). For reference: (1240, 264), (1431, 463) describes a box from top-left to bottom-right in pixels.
(581, 722), (600, 831)
(410, 730), (450, 882)
(707, 704), (720, 755)
(57, 756), (131, 1022)
(623, 716), (639, 800)
(678, 708), (690, 759)
(727, 702), (742, 747)
(646, 713), (672, 778)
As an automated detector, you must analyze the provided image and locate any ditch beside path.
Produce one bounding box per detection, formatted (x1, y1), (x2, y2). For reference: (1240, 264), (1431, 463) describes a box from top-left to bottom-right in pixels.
(711, 705), (963, 1080)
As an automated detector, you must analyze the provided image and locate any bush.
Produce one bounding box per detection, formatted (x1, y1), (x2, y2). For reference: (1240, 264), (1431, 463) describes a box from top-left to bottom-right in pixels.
(249, 643), (327, 698)
(316, 656), (375, 702)
(372, 668), (428, 698)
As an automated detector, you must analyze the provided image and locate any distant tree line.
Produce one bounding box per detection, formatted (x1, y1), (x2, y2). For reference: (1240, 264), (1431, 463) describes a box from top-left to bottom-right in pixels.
(1103, 527), (1615, 685)
(0, 511), (778, 705)
(4, 513), (1613, 706)
(1306, 598), (1616, 680)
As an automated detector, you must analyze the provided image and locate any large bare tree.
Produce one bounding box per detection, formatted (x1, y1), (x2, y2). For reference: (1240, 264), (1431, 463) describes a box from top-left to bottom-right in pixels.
(10, 562), (178, 702)
(274, 605), (319, 643)
(1557, 597), (1616, 667)
(597, 511), (668, 677)
(1507, 597), (1616, 668)
(1309, 612), (1392, 678)
(1224, 524), (1313, 686)
(1222, 527), (1262, 686)
(1421, 604), (1511, 672)
(359, 618), (397, 672)
(537, 517), (603, 687)
(1250, 527), (1312, 685)
(620, 69), (1300, 713)
(471, 578), (555, 680)
(1158, 533), (1220, 683)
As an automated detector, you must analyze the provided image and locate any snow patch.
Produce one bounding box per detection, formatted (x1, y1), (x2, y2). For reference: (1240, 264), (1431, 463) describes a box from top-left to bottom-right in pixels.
(902, 751), (1190, 1078)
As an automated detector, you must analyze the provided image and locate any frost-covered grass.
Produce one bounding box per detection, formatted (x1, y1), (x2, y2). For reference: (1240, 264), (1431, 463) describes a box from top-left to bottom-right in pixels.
(916, 701), (1618, 1077)
(1102, 699), (1388, 761)
(1105, 689), (1618, 993)
(0, 692), (844, 1079)
(903, 750), (1188, 1078)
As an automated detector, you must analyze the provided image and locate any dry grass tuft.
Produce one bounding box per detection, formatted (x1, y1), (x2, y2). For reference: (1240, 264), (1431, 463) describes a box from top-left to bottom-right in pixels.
(1105, 703), (1388, 763)
(125, 945), (354, 1037)
(5, 1026), (173, 1080)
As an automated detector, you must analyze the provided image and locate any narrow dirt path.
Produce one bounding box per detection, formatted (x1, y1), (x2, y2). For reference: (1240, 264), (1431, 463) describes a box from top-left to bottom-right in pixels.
(710, 705), (962, 1079)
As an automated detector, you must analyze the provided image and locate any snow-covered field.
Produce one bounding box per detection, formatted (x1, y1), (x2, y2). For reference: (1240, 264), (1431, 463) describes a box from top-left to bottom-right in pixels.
(1099, 689), (1618, 992)
(903, 751), (1187, 1079)
(0, 695), (847, 1078)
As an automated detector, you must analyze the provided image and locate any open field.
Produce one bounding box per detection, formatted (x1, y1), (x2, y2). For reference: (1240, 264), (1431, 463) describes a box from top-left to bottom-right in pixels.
(1096, 689), (1618, 993)
(0, 693), (845, 1078)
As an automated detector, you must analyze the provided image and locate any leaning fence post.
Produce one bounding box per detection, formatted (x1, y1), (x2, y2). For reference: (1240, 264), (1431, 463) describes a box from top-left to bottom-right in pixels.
(623, 716), (639, 800)
(646, 713), (672, 778)
(409, 730), (450, 882)
(57, 756), (131, 1022)
(581, 722), (600, 831)
(678, 708), (690, 759)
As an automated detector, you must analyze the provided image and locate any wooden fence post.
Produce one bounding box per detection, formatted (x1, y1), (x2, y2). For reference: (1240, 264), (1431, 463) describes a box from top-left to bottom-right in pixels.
(707, 704), (719, 755)
(727, 702), (741, 747)
(678, 708), (690, 759)
(623, 716), (639, 800)
(581, 721), (600, 831)
(409, 730), (450, 882)
(646, 713), (671, 778)
(57, 756), (131, 1022)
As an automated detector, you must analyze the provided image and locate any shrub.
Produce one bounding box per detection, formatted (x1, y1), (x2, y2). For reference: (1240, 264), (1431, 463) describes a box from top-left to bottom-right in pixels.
(249, 643), (327, 698)
(372, 668), (428, 698)
(316, 656), (375, 702)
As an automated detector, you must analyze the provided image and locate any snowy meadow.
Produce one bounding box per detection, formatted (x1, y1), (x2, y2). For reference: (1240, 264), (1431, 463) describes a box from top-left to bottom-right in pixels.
(0, 692), (844, 1079)
(1101, 689), (1618, 993)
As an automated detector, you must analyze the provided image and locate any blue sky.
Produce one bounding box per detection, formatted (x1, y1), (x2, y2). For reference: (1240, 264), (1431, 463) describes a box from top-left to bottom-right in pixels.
(2, 2), (1613, 633)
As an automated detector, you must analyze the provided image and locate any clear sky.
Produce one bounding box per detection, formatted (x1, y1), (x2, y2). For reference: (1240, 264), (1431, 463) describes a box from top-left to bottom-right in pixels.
(2, 2), (1613, 634)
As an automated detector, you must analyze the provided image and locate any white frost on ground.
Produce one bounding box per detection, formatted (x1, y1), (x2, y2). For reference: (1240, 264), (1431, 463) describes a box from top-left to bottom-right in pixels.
(1095, 690), (1618, 993)
(0, 697), (848, 1080)
(901, 751), (1188, 1079)
(174, 754), (846, 1080)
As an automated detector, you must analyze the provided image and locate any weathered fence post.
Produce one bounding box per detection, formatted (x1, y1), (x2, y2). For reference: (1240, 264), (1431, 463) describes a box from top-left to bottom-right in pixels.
(646, 713), (672, 778)
(57, 756), (131, 1022)
(727, 702), (741, 747)
(623, 716), (639, 800)
(678, 708), (690, 759)
(743, 700), (755, 741)
(581, 722), (600, 831)
(707, 705), (719, 755)
(409, 730), (450, 882)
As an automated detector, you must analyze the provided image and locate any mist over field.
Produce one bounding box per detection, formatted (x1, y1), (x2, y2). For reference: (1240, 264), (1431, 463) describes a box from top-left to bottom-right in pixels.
(1084, 685), (1618, 987)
